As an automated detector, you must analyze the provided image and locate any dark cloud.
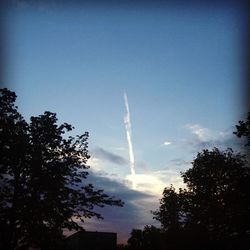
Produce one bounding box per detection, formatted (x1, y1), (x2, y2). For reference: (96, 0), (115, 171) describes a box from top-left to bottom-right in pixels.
(91, 147), (128, 166)
(80, 170), (158, 243)
(86, 170), (153, 201)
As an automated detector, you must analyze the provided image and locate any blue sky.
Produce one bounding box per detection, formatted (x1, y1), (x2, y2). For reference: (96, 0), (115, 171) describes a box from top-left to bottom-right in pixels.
(3, 0), (247, 244)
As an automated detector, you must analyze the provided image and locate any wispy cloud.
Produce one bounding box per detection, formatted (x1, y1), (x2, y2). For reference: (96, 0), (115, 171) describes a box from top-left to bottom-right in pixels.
(184, 124), (241, 151)
(91, 147), (128, 166)
(186, 124), (214, 142)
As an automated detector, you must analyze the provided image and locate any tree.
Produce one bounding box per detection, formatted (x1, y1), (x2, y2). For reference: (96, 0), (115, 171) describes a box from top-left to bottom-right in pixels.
(0, 88), (123, 250)
(234, 111), (250, 147)
(127, 229), (143, 250)
(0, 88), (29, 250)
(127, 226), (162, 250)
(152, 185), (181, 232)
(141, 225), (162, 250)
(181, 147), (250, 240)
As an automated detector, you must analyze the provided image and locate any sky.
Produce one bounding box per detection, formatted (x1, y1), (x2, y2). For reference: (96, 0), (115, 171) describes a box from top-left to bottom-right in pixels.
(2, 0), (248, 244)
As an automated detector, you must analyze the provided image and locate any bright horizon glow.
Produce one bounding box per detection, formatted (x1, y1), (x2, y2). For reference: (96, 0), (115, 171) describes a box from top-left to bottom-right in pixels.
(125, 172), (185, 196)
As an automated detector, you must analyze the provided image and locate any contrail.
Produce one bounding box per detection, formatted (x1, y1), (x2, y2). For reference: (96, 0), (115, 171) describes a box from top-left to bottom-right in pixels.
(123, 92), (136, 189)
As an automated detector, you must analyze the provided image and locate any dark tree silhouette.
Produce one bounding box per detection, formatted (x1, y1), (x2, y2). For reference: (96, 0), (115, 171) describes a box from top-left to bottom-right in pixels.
(127, 226), (162, 250)
(181, 148), (250, 240)
(141, 225), (162, 250)
(127, 229), (143, 250)
(0, 88), (29, 250)
(234, 112), (250, 147)
(0, 88), (123, 250)
(152, 185), (181, 232)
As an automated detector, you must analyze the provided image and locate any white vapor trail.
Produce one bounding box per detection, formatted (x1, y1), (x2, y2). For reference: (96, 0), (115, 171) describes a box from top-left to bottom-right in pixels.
(123, 92), (136, 189)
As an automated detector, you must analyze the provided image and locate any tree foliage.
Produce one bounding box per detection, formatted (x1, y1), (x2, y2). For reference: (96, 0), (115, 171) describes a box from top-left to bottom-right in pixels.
(181, 148), (250, 239)
(234, 111), (250, 147)
(0, 88), (123, 250)
(152, 185), (181, 232)
(127, 226), (162, 250)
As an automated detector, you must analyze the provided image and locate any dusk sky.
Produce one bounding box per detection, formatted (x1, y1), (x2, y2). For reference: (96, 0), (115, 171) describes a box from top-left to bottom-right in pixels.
(2, 0), (248, 244)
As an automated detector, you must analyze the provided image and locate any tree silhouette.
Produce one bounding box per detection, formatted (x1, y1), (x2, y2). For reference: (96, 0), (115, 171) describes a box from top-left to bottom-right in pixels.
(127, 226), (162, 250)
(234, 111), (250, 147)
(181, 148), (250, 240)
(141, 225), (162, 250)
(0, 88), (123, 250)
(0, 88), (30, 250)
(127, 229), (143, 250)
(152, 185), (181, 232)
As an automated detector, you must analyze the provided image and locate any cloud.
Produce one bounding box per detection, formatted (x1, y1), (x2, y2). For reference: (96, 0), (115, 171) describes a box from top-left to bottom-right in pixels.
(73, 156), (187, 244)
(76, 170), (158, 244)
(186, 124), (214, 142)
(86, 170), (153, 200)
(153, 169), (186, 190)
(90, 147), (128, 166)
(163, 141), (172, 146)
(75, 165), (186, 243)
(184, 124), (242, 151)
(80, 122), (243, 244)
(126, 174), (166, 196)
(87, 155), (185, 198)
(125, 169), (185, 197)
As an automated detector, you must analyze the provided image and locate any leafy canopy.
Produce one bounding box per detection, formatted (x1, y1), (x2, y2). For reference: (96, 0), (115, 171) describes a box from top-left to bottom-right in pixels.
(0, 88), (123, 250)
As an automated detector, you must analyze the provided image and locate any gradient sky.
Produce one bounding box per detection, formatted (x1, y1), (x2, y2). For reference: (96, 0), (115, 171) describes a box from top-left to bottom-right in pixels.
(2, 0), (247, 244)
